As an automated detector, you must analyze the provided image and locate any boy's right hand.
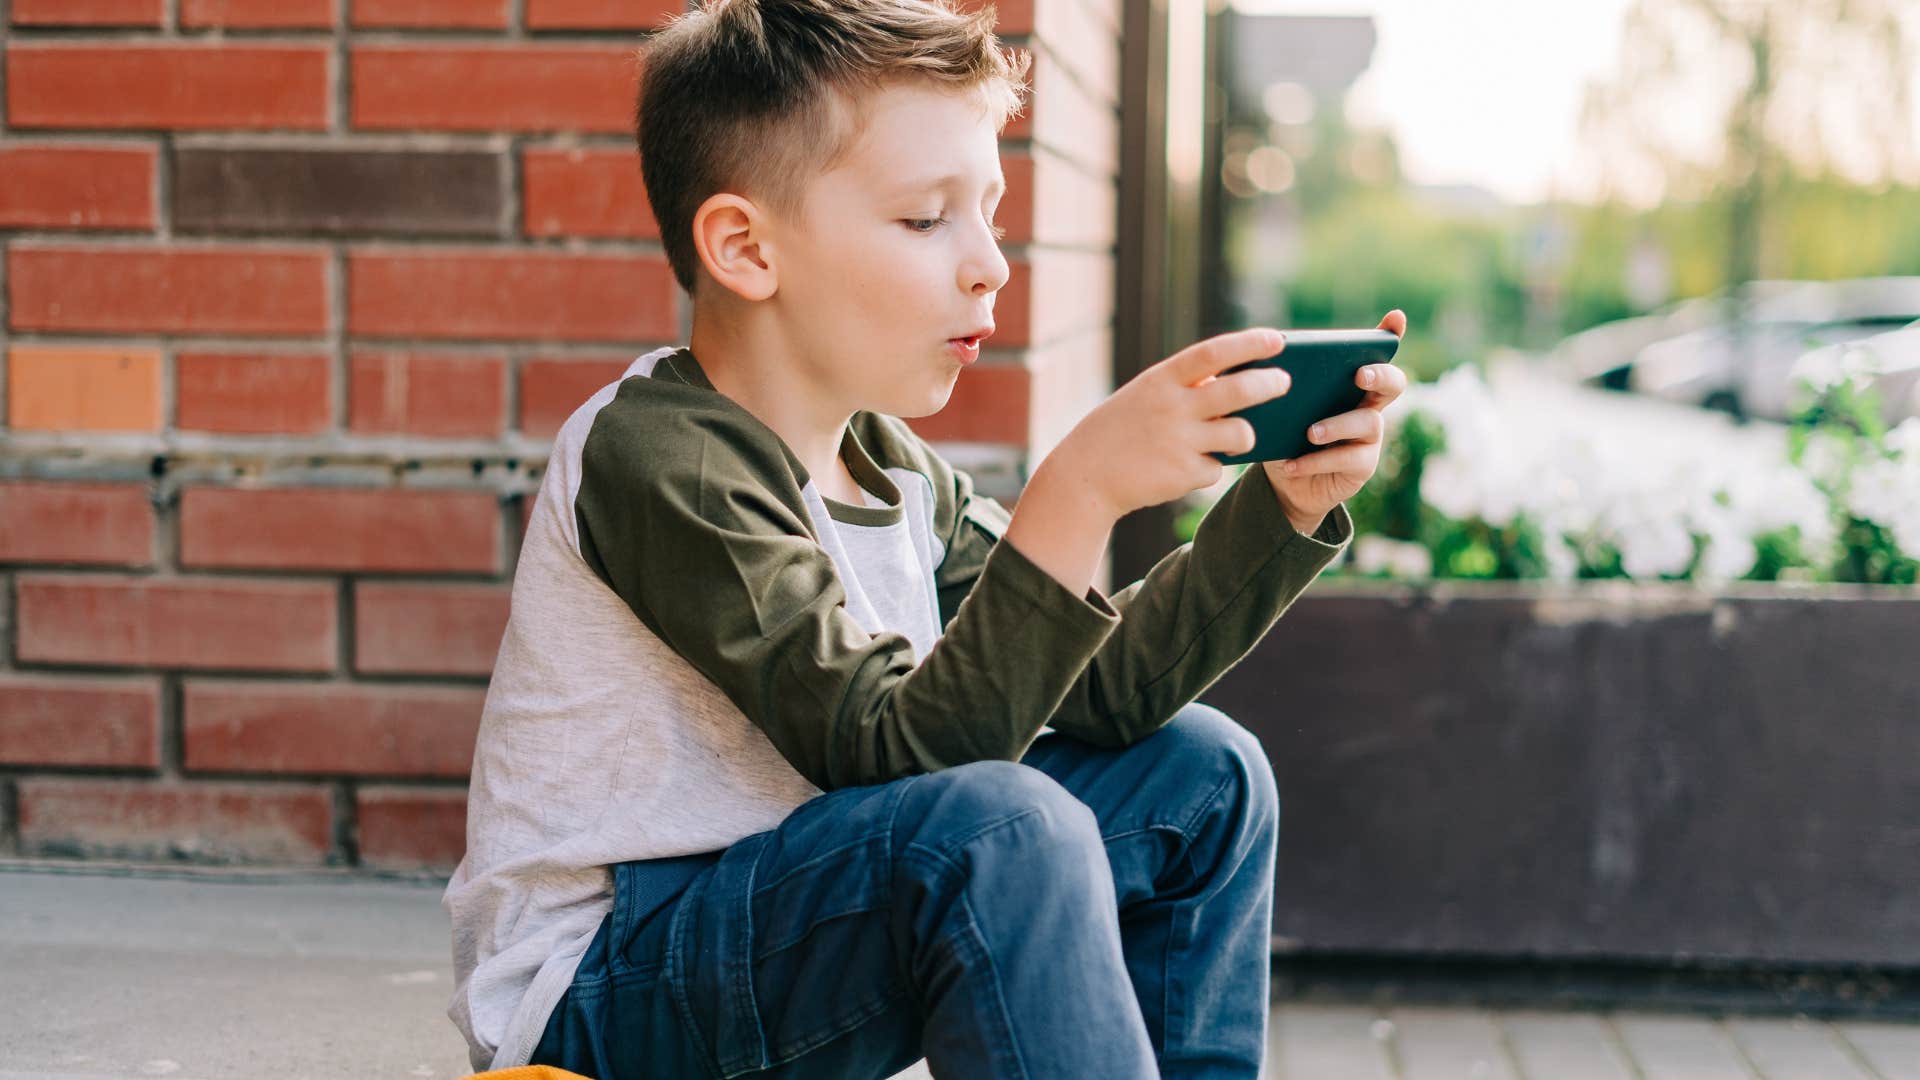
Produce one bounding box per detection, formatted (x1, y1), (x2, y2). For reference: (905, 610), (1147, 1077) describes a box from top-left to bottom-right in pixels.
(1044, 327), (1292, 521)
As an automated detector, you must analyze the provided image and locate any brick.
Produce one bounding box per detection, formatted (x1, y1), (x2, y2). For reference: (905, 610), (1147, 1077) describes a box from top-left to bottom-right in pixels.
(902, 361), (1030, 445)
(173, 147), (505, 238)
(0, 481), (154, 566)
(995, 257), (1031, 347)
(1026, 48), (1114, 175)
(6, 346), (163, 432)
(183, 680), (483, 778)
(348, 351), (506, 438)
(525, 0), (682, 29)
(15, 574), (338, 672)
(16, 778), (335, 864)
(179, 487), (500, 574)
(0, 144), (156, 230)
(0, 675), (162, 768)
(356, 787), (467, 870)
(181, 0), (333, 27)
(354, 582), (510, 676)
(518, 357), (631, 437)
(997, 150), (1034, 245)
(1030, 144), (1116, 249)
(351, 45), (638, 133)
(1025, 247), (1109, 347)
(11, 0), (161, 25)
(176, 352), (332, 435)
(522, 146), (657, 239)
(1026, 325), (1110, 457)
(7, 245), (329, 336)
(353, 0), (505, 28)
(957, 0), (1031, 36)
(5, 44), (330, 131)
(348, 249), (675, 342)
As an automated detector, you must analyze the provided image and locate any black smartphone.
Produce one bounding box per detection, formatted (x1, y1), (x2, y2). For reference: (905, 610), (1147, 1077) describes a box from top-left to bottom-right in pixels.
(1209, 328), (1401, 465)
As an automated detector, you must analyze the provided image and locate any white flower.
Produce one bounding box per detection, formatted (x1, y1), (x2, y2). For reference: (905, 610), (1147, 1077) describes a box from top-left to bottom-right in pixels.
(1848, 455), (1920, 558)
(1396, 360), (1861, 581)
(1352, 535), (1433, 579)
(1790, 342), (1877, 394)
(1885, 416), (1920, 462)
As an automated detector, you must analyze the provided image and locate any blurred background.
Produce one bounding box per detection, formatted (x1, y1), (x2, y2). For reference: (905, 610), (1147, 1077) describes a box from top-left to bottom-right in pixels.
(1169, 0), (1920, 591)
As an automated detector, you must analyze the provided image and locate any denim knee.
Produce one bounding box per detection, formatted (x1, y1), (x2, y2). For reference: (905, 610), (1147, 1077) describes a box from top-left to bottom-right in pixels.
(893, 759), (1105, 864)
(1158, 703), (1280, 836)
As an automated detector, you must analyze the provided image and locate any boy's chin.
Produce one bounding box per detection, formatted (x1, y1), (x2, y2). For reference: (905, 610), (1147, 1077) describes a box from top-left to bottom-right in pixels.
(870, 377), (958, 420)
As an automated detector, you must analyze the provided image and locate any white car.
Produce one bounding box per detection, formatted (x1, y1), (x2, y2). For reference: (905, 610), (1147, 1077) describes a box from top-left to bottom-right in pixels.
(1788, 319), (1920, 426)
(1629, 316), (1903, 421)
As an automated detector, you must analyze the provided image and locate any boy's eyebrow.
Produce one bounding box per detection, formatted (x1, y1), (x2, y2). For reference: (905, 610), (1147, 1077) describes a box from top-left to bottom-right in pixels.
(890, 172), (1006, 198)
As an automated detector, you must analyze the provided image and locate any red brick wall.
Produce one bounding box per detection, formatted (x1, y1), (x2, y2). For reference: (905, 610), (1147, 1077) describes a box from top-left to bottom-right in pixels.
(0, 0), (1120, 872)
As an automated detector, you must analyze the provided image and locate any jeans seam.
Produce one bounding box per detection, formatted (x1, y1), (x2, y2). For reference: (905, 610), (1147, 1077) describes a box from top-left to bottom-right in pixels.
(906, 843), (1032, 1080)
(665, 884), (724, 1080)
(764, 984), (913, 1066)
(907, 805), (1043, 860)
(721, 840), (769, 1077)
(1158, 766), (1236, 1059)
(750, 833), (882, 897)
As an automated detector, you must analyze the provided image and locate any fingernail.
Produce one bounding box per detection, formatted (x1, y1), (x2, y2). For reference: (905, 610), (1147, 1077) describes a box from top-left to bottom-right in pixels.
(1310, 424), (1325, 441)
(1361, 369), (1376, 386)
(1283, 461), (1299, 474)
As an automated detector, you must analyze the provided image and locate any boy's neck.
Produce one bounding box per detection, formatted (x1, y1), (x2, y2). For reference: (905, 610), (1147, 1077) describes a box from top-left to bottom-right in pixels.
(688, 305), (865, 504)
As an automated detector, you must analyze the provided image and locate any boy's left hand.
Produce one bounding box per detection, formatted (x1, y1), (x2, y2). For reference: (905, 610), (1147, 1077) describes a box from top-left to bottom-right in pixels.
(1263, 310), (1410, 535)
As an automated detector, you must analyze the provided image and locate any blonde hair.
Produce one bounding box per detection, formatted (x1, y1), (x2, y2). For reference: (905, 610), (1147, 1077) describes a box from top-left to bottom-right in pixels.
(637, 0), (1030, 295)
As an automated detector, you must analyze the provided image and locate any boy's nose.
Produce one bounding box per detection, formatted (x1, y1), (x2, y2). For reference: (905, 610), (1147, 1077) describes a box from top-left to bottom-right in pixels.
(964, 244), (1010, 296)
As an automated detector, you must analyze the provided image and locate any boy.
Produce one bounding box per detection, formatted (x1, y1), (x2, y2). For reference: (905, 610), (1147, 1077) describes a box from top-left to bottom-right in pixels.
(444, 0), (1409, 1074)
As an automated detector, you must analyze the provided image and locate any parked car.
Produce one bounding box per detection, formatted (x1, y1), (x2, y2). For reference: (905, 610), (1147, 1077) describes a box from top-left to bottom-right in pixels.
(1629, 315), (1910, 421)
(1788, 319), (1920, 426)
(1548, 277), (1920, 419)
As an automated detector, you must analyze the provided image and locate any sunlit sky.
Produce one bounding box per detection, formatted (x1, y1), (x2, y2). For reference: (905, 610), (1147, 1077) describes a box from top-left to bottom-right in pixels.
(1230, 0), (1920, 206)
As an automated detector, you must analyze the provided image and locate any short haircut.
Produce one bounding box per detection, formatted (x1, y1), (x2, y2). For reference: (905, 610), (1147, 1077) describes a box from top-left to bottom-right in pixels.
(636, 0), (1031, 296)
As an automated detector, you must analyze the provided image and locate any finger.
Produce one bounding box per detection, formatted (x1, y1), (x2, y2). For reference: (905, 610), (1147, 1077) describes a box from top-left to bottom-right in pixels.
(1357, 362), (1408, 408)
(1305, 408), (1387, 447)
(1376, 309), (1407, 338)
(1199, 416), (1258, 457)
(1195, 365), (1289, 418)
(1274, 442), (1376, 478)
(1169, 327), (1284, 386)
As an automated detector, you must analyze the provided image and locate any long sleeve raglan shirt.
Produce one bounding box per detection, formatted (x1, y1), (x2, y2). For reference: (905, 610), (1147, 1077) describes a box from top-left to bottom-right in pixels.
(444, 345), (1355, 1070)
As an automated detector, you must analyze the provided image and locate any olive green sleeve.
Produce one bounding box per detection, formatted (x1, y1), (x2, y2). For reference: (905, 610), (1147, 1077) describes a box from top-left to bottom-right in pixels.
(934, 461), (1353, 747)
(1041, 465), (1353, 746)
(573, 388), (1121, 791)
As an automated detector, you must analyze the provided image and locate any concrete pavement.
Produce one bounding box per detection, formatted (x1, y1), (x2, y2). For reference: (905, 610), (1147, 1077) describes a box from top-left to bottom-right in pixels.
(3, 860), (1917, 1079)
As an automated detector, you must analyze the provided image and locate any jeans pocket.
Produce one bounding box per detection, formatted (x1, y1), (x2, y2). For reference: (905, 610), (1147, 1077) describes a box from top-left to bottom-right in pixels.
(668, 833), (773, 1078)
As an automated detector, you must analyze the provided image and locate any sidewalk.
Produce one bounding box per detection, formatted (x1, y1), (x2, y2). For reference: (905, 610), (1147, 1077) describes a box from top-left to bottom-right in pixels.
(3, 860), (1916, 1079)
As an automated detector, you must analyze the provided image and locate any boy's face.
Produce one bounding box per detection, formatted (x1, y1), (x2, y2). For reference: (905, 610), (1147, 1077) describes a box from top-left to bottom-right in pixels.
(773, 80), (1010, 419)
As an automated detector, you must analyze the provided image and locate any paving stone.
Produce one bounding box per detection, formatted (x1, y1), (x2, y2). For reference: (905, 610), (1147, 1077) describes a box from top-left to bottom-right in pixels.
(1389, 1006), (1521, 1080)
(1725, 1016), (1875, 1080)
(1834, 1021), (1920, 1080)
(1269, 1004), (1393, 1079)
(1499, 1011), (1636, 1080)
(1612, 1013), (1755, 1079)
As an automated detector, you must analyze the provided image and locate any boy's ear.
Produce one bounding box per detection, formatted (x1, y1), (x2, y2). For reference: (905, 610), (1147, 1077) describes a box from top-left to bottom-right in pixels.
(691, 193), (778, 302)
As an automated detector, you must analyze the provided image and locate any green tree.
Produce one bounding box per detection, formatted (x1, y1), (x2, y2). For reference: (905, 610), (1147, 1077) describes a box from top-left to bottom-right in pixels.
(1576, 0), (1918, 303)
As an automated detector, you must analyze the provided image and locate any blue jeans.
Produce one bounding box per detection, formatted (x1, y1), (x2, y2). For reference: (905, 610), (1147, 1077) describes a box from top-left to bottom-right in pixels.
(528, 702), (1279, 1079)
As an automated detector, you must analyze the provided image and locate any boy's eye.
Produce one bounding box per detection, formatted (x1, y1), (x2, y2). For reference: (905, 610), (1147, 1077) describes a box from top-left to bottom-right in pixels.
(904, 215), (1007, 241)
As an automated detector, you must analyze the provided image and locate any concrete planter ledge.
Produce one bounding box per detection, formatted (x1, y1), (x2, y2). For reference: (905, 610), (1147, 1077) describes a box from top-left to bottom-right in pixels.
(1201, 580), (1920, 967)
